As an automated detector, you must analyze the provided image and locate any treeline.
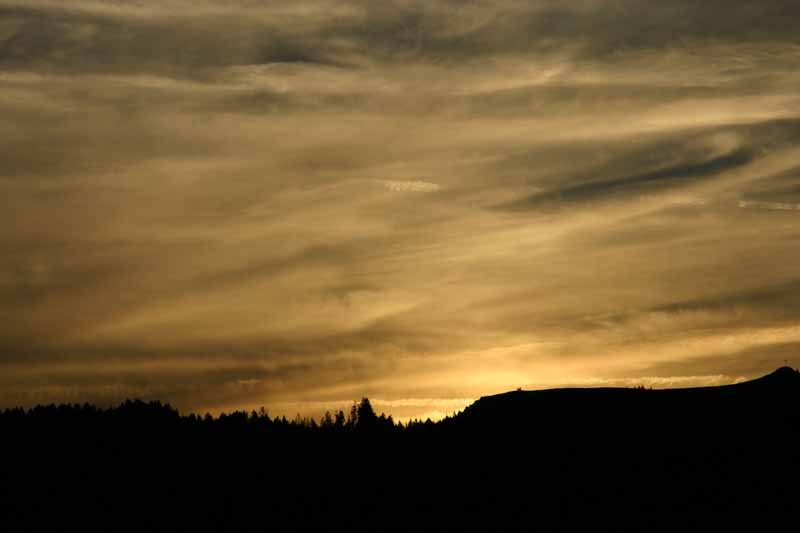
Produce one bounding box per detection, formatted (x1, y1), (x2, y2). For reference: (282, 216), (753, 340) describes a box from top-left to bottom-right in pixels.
(0, 397), (442, 434)
(3, 374), (800, 532)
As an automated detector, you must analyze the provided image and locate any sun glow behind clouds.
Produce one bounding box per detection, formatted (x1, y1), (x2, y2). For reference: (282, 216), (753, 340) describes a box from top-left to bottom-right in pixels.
(1, 0), (800, 419)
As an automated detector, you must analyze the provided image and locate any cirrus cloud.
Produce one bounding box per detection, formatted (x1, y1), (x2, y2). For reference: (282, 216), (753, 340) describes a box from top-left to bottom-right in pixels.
(1, 0), (800, 419)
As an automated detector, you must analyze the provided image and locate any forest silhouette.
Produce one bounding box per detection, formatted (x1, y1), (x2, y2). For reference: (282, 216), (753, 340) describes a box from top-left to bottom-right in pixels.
(2, 368), (799, 532)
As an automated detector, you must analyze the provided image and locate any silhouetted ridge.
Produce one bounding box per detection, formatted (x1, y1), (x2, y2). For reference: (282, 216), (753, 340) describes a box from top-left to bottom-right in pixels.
(747, 365), (800, 386)
(454, 367), (800, 433)
(2, 368), (800, 532)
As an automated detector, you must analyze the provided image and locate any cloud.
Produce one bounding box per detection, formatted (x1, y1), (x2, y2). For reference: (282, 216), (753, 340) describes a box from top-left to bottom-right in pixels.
(0, 2), (346, 78)
(739, 199), (800, 211)
(1, 0), (800, 420)
(382, 180), (442, 192)
(511, 147), (756, 208)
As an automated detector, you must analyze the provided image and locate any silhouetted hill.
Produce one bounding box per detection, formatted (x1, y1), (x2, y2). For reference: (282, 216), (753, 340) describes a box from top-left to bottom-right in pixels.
(742, 364), (800, 387)
(455, 367), (800, 434)
(1, 369), (799, 532)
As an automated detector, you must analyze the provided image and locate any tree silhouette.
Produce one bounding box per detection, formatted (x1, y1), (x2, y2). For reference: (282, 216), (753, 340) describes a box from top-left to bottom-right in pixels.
(334, 410), (345, 430)
(356, 397), (377, 431)
(320, 410), (334, 429)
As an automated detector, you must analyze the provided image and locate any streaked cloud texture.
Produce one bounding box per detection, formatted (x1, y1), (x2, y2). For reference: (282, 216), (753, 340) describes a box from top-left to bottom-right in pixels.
(2, 0), (800, 418)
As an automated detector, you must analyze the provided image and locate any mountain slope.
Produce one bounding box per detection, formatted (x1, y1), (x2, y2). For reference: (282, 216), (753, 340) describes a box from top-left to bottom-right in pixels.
(452, 366), (800, 434)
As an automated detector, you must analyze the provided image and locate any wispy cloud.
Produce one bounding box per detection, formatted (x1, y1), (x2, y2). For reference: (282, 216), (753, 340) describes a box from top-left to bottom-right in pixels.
(739, 200), (800, 211)
(1, 0), (799, 419)
(382, 180), (442, 193)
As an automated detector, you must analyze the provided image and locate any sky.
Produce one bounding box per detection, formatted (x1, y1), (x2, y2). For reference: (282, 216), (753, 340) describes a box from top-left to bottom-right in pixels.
(2, 0), (800, 420)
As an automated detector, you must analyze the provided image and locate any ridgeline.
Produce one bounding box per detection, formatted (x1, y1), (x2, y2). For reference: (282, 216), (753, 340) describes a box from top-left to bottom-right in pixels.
(2, 368), (799, 531)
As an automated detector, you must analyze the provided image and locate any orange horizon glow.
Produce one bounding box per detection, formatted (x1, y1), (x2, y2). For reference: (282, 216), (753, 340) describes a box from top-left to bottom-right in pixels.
(2, 0), (800, 421)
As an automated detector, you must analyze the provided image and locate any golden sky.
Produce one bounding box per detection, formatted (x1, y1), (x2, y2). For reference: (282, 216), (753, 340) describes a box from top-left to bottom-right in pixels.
(2, 0), (800, 419)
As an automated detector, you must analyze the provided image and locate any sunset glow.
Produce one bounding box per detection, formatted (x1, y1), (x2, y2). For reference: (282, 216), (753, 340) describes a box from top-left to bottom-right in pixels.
(2, 0), (800, 419)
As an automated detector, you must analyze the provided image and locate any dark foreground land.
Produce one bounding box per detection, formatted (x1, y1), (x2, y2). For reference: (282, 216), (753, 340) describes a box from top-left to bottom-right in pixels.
(2, 367), (800, 532)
